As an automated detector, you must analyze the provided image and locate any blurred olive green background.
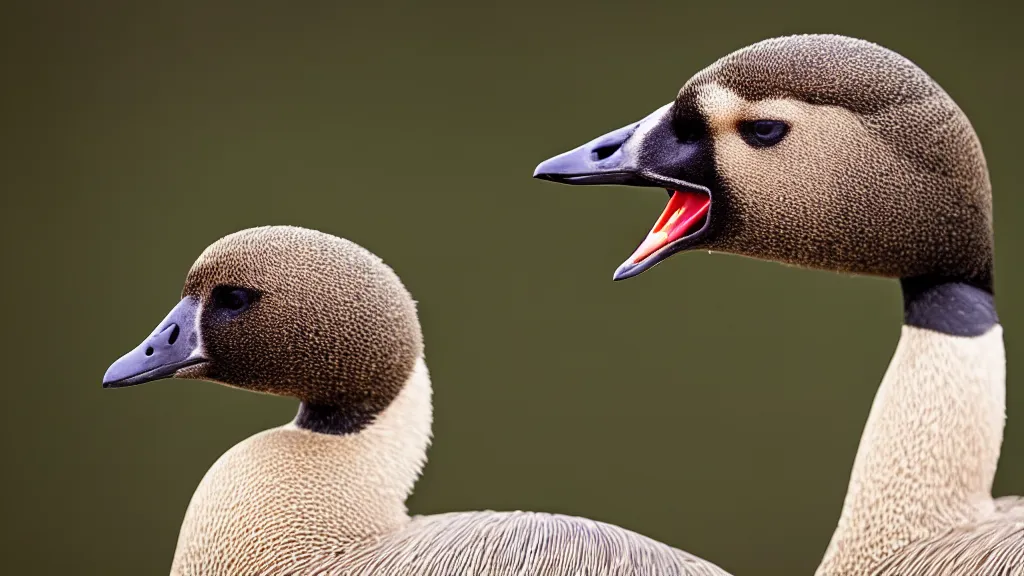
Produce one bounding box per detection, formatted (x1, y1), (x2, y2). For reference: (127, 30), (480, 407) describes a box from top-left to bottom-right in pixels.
(2, 1), (1021, 574)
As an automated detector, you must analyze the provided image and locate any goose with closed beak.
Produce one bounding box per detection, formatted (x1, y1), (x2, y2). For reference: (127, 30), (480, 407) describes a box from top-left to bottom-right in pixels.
(103, 226), (733, 576)
(534, 34), (1018, 576)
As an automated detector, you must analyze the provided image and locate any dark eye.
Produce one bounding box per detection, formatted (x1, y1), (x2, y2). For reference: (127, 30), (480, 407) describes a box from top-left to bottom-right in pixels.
(739, 120), (789, 148)
(211, 286), (257, 316)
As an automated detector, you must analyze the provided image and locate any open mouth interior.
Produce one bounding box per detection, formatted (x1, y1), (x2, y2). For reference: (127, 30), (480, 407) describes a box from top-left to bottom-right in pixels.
(626, 189), (711, 265)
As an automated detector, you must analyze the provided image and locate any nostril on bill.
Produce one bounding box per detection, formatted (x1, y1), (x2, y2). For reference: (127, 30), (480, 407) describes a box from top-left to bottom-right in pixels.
(591, 143), (621, 162)
(168, 324), (180, 345)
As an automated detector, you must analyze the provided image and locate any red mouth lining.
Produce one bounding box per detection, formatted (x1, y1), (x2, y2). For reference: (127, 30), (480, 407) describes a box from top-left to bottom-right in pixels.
(626, 190), (711, 265)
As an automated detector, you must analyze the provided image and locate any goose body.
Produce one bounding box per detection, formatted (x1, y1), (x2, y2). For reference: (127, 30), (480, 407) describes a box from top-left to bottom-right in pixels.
(535, 35), (1020, 575)
(103, 226), (730, 576)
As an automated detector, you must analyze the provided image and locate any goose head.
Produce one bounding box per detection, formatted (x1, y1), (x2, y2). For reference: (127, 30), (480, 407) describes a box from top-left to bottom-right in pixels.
(102, 226), (423, 434)
(534, 34), (993, 292)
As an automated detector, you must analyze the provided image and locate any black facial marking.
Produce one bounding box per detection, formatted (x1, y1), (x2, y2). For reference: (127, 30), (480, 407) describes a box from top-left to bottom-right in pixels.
(901, 278), (997, 337)
(673, 117), (706, 144)
(295, 402), (378, 436)
(628, 102), (717, 191)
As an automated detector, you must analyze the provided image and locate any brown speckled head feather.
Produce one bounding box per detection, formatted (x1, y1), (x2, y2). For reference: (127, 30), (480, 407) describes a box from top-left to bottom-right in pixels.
(177, 226), (422, 431)
(690, 34), (940, 114)
(676, 35), (992, 290)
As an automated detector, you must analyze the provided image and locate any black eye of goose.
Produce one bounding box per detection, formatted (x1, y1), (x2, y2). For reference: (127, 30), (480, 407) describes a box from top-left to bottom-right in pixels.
(740, 120), (789, 147)
(211, 286), (257, 315)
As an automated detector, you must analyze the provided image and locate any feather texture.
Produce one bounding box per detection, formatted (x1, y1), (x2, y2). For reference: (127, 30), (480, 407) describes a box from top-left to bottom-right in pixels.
(316, 511), (730, 576)
(871, 501), (1024, 576)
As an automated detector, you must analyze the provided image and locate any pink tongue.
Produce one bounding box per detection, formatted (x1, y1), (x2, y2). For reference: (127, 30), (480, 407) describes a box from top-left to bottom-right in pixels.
(627, 190), (711, 264)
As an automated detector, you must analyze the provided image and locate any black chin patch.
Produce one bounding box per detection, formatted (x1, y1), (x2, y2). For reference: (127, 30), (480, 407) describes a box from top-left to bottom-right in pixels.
(901, 278), (997, 337)
(294, 402), (378, 435)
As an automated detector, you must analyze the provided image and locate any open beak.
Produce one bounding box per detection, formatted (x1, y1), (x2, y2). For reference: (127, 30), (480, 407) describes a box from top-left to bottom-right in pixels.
(102, 296), (208, 388)
(533, 103), (712, 280)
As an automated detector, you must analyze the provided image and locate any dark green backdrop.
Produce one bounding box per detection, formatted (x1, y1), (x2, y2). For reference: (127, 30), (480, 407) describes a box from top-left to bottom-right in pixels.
(3, 1), (1021, 574)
